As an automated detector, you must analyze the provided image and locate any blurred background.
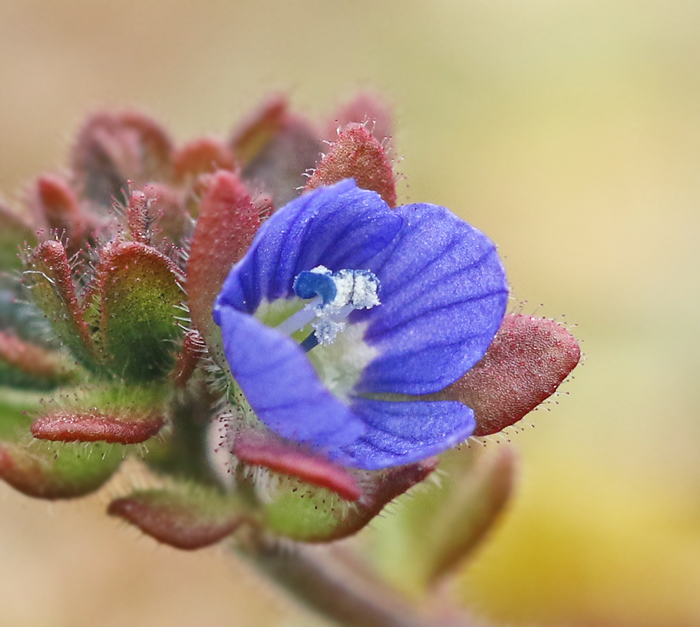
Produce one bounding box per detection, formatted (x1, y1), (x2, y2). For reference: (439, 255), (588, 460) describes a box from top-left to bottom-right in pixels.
(1, 0), (699, 625)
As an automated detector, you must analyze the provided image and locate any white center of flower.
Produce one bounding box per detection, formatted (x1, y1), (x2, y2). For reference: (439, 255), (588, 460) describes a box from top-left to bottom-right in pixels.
(276, 265), (381, 348)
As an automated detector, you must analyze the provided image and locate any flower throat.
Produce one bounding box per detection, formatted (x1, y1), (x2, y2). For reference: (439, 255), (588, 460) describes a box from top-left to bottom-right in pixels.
(276, 265), (381, 351)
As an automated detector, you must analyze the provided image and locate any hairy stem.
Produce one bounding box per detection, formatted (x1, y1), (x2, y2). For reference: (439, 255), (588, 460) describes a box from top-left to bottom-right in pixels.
(235, 531), (472, 627)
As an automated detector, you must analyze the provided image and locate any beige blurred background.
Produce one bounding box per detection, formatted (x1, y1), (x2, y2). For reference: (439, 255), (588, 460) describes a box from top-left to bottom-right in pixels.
(1, 0), (699, 625)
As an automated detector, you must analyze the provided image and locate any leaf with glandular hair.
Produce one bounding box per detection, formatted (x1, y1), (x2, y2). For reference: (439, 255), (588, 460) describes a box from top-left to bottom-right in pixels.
(174, 137), (237, 218)
(0, 440), (122, 500)
(232, 96), (321, 208)
(71, 110), (174, 208)
(242, 430), (438, 543)
(433, 314), (581, 436)
(174, 136), (235, 187)
(306, 123), (397, 207)
(0, 202), (34, 273)
(172, 330), (205, 388)
(108, 486), (247, 550)
(25, 174), (91, 255)
(31, 384), (167, 444)
(124, 190), (150, 245)
(22, 240), (98, 371)
(142, 183), (193, 251)
(31, 409), (164, 444)
(234, 430), (362, 502)
(187, 171), (260, 365)
(0, 331), (77, 389)
(95, 241), (184, 381)
(327, 92), (394, 146)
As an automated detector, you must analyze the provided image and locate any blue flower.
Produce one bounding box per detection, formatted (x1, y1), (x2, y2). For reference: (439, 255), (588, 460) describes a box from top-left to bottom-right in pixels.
(213, 180), (508, 470)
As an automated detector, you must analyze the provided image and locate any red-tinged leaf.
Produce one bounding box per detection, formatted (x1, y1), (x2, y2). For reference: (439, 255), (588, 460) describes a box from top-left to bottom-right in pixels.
(347, 459), (440, 530)
(425, 447), (517, 585)
(327, 92), (394, 145)
(174, 137), (235, 183)
(0, 331), (76, 389)
(107, 487), (244, 550)
(72, 110), (174, 208)
(174, 138), (237, 218)
(233, 431), (361, 502)
(142, 183), (192, 250)
(26, 174), (90, 254)
(230, 94), (289, 166)
(22, 240), (97, 369)
(263, 456), (438, 543)
(368, 446), (516, 594)
(0, 202), (34, 272)
(187, 171), (260, 363)
(305, 123), (397, 207)
(31, 410), (164, 444)
(96, 241), (184, 381)
(235, 100), (321, 208)
(0, 441), (121, 500)
(435, 314), (581, 436)
(172, 329), (205, 388)
(125, 190), (149, 244)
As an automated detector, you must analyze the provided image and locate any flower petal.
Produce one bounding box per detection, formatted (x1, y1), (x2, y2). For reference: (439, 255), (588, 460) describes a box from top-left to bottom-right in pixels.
(215, 180), (401, 314)
(336, 398), (476, 470)
(216, 305), (365, 447)
(353, 203), (509, 395)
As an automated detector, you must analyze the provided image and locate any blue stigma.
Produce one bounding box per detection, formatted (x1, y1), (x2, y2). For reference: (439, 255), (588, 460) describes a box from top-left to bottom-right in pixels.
(293, 270), (337, 304)
(278, 265), (381, 351)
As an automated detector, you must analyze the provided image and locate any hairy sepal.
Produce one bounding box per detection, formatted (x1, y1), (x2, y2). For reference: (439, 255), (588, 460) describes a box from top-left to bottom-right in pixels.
(187, 171), (260, 365)
(108, 485), (246, 550)
(26, 174), (91, 256)
(328, 92), (394, 146)
(233, 430), (361, 502)
(306, 123), (397, 207)
(258, 456), (438, 543)
(30, 383), (167, 444)
(22, 240), (98, 370)
(142, 183), (193, 251)
(0, 440), (122, 500)
(434, 314), (581, 436)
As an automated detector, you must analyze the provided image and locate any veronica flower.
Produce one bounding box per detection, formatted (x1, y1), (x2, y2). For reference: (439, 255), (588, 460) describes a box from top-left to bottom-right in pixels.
(213, 179), (509, 470)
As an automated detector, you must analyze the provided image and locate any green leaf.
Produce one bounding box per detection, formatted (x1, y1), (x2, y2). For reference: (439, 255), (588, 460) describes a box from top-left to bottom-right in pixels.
(259, 458), (438, 543)
(0, 387), (40, 441)
(0, 440), (123, 500)
(96, 241), (184, 381)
